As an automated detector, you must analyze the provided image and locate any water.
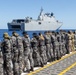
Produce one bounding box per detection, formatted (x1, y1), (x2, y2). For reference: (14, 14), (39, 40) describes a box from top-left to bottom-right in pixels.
(0, 29), (76, 41)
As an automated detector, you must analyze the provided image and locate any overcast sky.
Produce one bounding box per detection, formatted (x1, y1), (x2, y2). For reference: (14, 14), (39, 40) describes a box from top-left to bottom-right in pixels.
(0, 0), (76, 29)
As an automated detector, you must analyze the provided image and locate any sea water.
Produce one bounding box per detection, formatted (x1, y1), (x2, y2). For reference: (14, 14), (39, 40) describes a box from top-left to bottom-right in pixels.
(0, 29), (75, 41)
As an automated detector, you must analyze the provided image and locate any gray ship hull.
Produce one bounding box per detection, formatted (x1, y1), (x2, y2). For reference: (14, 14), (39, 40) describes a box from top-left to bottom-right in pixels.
(25, 21), (62, 31)
(8, 20), (62, 31)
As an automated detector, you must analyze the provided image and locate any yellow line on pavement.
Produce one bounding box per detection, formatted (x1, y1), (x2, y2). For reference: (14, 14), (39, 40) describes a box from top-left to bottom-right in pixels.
(28, 51), (76, 75)
(58, 62), (76, 75)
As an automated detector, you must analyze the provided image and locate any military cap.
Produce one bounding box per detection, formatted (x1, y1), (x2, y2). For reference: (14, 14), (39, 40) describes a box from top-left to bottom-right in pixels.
(39, 32), (42, 35)
(32, 33), (37, 36)
(3, 32), (10, 38)
(12, 31), (16, 34)
(22, 31), (28, 35)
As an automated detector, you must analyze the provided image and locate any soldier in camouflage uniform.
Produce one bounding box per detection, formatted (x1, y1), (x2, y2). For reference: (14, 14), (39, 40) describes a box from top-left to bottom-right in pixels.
(52, 32), (60, 60)
(47, 31), (54, 61)
(60, 30), (66, 56)
(70, 31), (75, 51)
(65, 31), (72, 54)
(74, 31), (76, 50)
(2, 32), (13, 75)
(22, 31), (34, 73)
(51, 31), (60, 60)
(56, 32), (62, 59)
(15, 33), (24, 75)
(68, 31), (72, 52)
(44, 31), (51, 62)
(38, 33), (47, 64)
(0, 42), (4, 75)
(31, 33), (44, 67)
(65, 31), (70, 54)
(11, 31), (19, 75)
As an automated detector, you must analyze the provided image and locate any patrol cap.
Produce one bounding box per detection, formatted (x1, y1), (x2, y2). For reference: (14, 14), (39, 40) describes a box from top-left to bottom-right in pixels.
(39, 32), (42, 35)
(56, 31), (59, 34)
(32, 33), (37, 36)
(22, 31), (28, 35)
(3, 32), (10, 38)
(12, 31), (16, 34)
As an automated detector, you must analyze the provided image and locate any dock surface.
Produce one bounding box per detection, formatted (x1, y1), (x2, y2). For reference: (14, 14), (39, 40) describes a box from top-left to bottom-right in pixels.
(25, 51), (76, 75)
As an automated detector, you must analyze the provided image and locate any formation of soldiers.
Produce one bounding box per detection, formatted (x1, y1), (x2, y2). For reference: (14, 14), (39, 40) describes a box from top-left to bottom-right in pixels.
(0, 30), (76, 75)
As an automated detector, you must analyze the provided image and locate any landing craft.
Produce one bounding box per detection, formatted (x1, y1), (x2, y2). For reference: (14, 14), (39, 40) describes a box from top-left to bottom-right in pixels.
(7, 8), (62, 31)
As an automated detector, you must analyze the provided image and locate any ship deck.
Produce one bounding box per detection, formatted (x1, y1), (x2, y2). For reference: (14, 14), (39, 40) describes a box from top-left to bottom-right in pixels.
(22, 51), (76, 75)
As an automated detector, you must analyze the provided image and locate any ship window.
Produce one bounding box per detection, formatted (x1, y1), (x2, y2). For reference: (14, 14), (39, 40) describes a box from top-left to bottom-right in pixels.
(38, 22), (41, 24)
(11, 25), (21, 29)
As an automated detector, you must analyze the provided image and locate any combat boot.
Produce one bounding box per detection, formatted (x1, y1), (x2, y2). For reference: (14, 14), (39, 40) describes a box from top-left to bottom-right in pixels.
(30, 66), (34, 71)
(40, 62), (44, 67)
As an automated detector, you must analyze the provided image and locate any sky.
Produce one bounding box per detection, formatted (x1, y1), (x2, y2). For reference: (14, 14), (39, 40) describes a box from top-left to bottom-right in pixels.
(0, 0), (76, 29)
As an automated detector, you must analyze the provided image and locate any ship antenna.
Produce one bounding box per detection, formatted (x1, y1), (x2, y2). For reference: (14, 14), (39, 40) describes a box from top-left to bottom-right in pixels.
(41, 7), (43, 12)
(40, 7), (43, 15)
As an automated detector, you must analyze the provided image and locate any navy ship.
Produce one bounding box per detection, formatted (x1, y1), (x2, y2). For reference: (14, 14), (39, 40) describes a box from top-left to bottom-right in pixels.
(8, 8), (62, 31)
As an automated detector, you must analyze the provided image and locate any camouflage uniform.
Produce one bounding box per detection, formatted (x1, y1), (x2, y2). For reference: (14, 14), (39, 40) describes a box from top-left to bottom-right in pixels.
(74, 31), (76, 50)
(0, 43), (4, 75)
(56, 32), (62, 58)
(11, 35), (19, 75)
(48, 31), (54, 61)
(31, 36), (44, 67)
(65, 32), (70, 54)
(16, 35), (24, 75)
(22, 36), (31, 72)
(54, 34), (61, 60)
(60, 32), (66, 55)
(44, 33), (51, 62)
(71, 32), (75, 51)
(27, 36), (34, 71)
(38, 34), (47, 64)
(51, 32), (56, 60)
(68, 32), (72, 52)
(2, 33), (13, 75)
(51, 32), (60, 60)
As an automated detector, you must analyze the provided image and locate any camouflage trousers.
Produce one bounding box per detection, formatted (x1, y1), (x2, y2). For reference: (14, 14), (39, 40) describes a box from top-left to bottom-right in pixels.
(18, 55), (24, 75)
(13, 62), (19, 75)
(71, 39), (75, 51)
(39, 45), (47, 64)
(0, 55), (4, 75)
(61, 42), (67, 56)
(59, 43), (63, 56)
(4, 53), (13, 75)
(46, 44), (51, 62)
(53, 44), (61, 60)
(0, 64), (4, 75)
(29, 49), (34, 69)
(74, 40), (76, 50)
(13, 50), (19, 75)
(32, 47), (43, 67)
(68, 40), (72, 52)
(24, 47), (31, 70)
(49, 44), (54, 61)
